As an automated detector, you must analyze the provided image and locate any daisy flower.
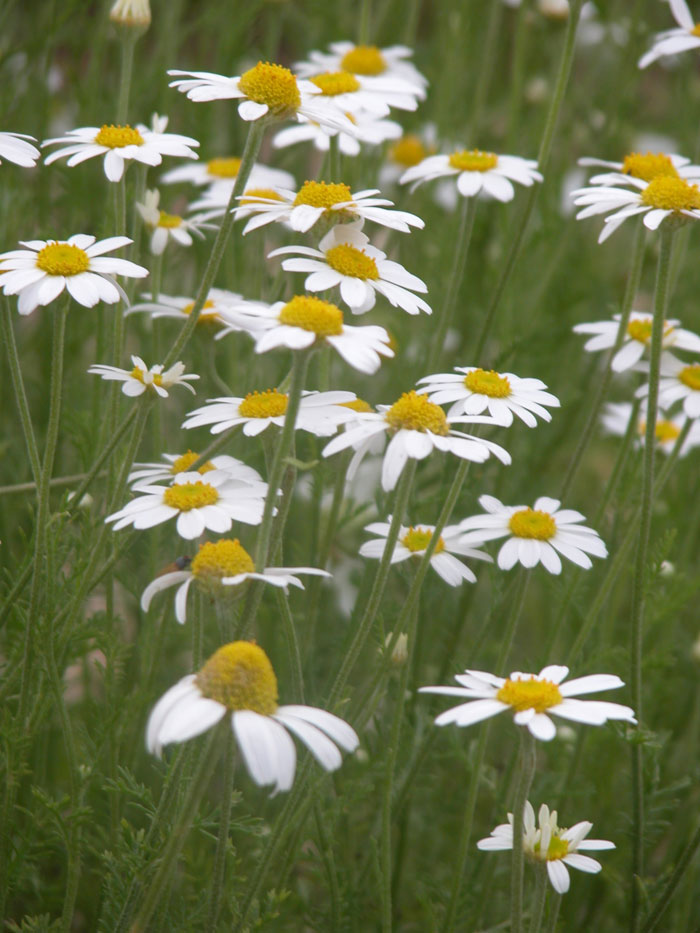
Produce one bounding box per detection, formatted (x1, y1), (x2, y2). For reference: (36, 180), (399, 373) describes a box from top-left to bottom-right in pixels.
(420, 664), (636, 741)
(359, 519), (492, 586)
(294, 42), (427, 95)
(182, 389), (357, 437)
(601, 402), (700, 456)
(400, 149), (542, 202)
(0, 131), (40, 167)
(639, 353), (700, 419)
(298, 70), (422, 119)
(417, 366), (560, 428)
(477, 801), (615, 894)
(135, 189), (214, 254)
(458, 495), (607, 574)
(0, 235), (148, 315)
(88, 355), (198, 398)
(579, 151), (700, 188)
(141, 538), (329, 623)
(218, 295), (393, 375)
(639, 0), (700, 69)
(273, 111), (402, 157)
(146, 640), (359, 793)
(574, 310), (700, 372)
(322, 390), (511, 492)
(126, 288), (265, 330)
(161, 156), (294, 190)
(42, 113), (199, 183)
(106, 469), (266, 538)
(127, 450), (265, 489)
(268, 223), (431, 316)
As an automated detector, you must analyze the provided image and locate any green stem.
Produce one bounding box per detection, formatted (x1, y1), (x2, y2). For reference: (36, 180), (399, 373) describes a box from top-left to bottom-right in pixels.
(529, 863), (548, 933)
(511, 732), (537, 933)
(641, 818), (700, 933)
(205, 731), (235, 931)
(2, 303), (41, 484)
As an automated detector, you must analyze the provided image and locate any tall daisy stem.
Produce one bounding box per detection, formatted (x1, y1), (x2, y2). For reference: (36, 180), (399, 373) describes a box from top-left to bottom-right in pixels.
(511, 732), (537, 933)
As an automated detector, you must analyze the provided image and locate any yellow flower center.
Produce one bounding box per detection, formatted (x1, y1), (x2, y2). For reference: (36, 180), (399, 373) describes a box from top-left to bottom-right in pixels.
(508, 508), (556, 540)
(207, 157), (242, 178)
(240, 187), (285, 205)
(679, 363), (700, 391)
(389, 134), (428, 168)
(182, 299), (218, 321)
(495, 676), (563, 713)
(448, 149), (498, 172)
(325, 243), (379, 279)
(621, 152), (679, 182)
(464, 368), (511, 398)
(191, 539), (256, 580)
(311, 71), (361, 96)
(279, 294), (344, 337)
(385, 391), (449, 435)
(293, 180), (353, 209)
(94, 123), (145, 148)
(195, 641), (278, 714)
(640, 176), (700, 211)
(546, 836), (570, 861)
(162, 481), (219, 511)
(341, 398), (374, 413)
(340, 44), (386, 75)
(130, 365), (162, 386)
(169, 450), (215, 474)
(401, 527), (445, 553)
(158, 211), (182, 228)
(35, 242), (90, 276)
(238, 389), (289, 418)
(237, 61), (301, 113)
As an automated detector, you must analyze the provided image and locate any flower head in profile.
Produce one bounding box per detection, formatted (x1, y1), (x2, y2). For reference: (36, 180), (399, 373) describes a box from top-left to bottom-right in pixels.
(420, 664), (636, 741)
(638, 353), (700, 420)
(127, 288), (265, 330)
(128, 450), (265, 489)
(294, 42), (427, 96)
(0, 131), (40, 167)
(459, 495), (607, 574)
(88, 356), (198, 398)
(400, 148), (542, 201)
(0, 235), (148, 315)
(273, 111), (401, 158)
(146, 640), (359, 793)
(579, 151), (700, 189)
(140, 538), (329, 623)
(602, 402), (700, 457)
(136, 189), (214, 254)
(639, 0), (700, 69)
(477, 801), (615, 894)
(574, 311), (700, 372)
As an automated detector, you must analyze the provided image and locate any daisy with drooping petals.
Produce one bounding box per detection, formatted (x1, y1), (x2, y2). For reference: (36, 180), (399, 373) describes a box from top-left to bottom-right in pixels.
(638, 353), (700, 419)
(638, 0), (700, 69)
(322, 390), (510, 492)
(182, 389), (357, 437)
(458, 495), (607, 574)
(0, 131), (40, 167)
(400, 149), (542, 201)
(477, 801), (615, 894)
(161, 155), (294, 190)
(127, 451), (265, 489)
(147, 640), (359, 793)
(42, 114), (199, 183)
(273, 111), (402, 158)
(294, 42), (427, 95)
(88, 356), (198, 398)
(420, 664), (636, 741)
(417, 366), (560, 427)
(106, 469), (266, 538)
(574, 310), (700, 372)
(126, 288), (265, 330)
(0, 235), (148, 315)
(601, 402), (700, 456)
(579, 151), (700, 189)
(135, 189), (214, 254)
(268, 223), (431, 316)
(359, 519), (492, 586)
(141, 538), (328, 623)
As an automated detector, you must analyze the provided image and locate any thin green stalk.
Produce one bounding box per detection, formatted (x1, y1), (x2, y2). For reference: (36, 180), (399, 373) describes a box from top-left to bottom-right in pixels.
(529, 862), (548, 933)
(641, 818), (700, 932)
(511, 732), (537, 933)
(205, 731), (235, 931)
(2, 303), (41, 483)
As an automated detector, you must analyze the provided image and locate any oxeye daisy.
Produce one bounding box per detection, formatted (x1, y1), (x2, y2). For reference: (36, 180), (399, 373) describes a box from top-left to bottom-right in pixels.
(127, 288), (265, 330)
(359, 518), (492, 586)
(639, 353), (700, 419)
(420, 664), (636, 741)
(601, 402), (700, 456)
(399, 148), (542, 201)
(268, 223), (431, 316)
(579, 151), (700, 188)
(42, 113), (199, 183)
(417, 366), (560, 427)
(0, 235), (148, 315)
(105, 469), (267, 538)
(322, 390), (510, 492)
(573, 311), (700, 372)
(140, 538), (329, 623)
(294, 42), (428, 95)
(127, 451), (265, 489)
(146, 640), (359, 793)
(160, 155), (294, 190)
(88, 356), (198, 398)
(0, 131), (40, 167)
(458, 495), (607, 574)
(272, 111), (402, 158)
(135, 189), (214, 255)
(477, 801), (615, 894)
(217, 295), (394, 375)
(182, 389), (357, 437)
(638, 0), (700, 68)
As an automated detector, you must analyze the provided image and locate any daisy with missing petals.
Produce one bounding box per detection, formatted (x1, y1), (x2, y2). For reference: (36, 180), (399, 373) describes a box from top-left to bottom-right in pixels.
(135, 189), (214, 254)
(639, 353), (700, 419)
(0, 235), (148, 315)
(638, 0), (700, 69)
(420, 664), (636, 741)
(147, 641), (359, 792)
(183, 389), (357, 437)
(417, 366), (560, 428)
(218, 295), (393, 375)
(231, 180), (424, 235)
(477, 801), (615, 894)
(106, 469), (266, 538)
(0, 131), (40, 167)
(579, 151), (700, 189)
(294, 42), (427, 95)
(359, 519), (492, 586)
(573, 310), (700, 373)
(273, 111), (402, 158)
(141, 539), (328, 623)
(400, 148), (542, 202)
(161, 155), (295, 190)
(42, 113), (199, 183)
(88, 356), (198, 398)
(269, 223), (431, 316)
(127, 451), (265, 489)
(322, 390), (510, 492)
(459, 495), (607, 574)
(127, 288), (265, 330)
(602, 402), (700, 457)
